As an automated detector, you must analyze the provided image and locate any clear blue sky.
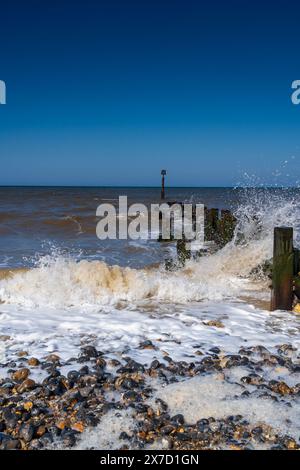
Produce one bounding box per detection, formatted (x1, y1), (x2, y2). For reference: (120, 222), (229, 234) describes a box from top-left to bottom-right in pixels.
(0, 0), (299, 186)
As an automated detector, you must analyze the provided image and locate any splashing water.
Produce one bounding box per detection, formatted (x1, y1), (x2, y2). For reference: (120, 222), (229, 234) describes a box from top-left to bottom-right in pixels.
(0, 188), (299, 310)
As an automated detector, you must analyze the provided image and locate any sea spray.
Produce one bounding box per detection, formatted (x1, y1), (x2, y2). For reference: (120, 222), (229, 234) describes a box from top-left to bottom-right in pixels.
(0, 189), (299, 309)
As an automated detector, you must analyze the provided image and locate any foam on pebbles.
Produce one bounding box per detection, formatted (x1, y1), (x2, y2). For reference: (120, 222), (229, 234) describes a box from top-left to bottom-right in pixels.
(1, 341), (298, 450)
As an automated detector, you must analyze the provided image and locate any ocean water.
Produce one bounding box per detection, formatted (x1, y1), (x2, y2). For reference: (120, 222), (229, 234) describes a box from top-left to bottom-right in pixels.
(0, 186), (299, 350)
(1, 186), (300, 447)
(0, 186), (241, 269)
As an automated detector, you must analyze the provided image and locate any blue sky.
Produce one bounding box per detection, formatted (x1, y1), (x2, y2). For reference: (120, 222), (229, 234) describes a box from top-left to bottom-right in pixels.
(0, 0), (299, 186)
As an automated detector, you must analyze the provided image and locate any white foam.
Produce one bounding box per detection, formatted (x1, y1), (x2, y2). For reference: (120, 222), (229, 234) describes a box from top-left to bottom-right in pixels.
(74, 409), (135, 450)
(154, 373), (300, 437)
(0, 301), (299, 368)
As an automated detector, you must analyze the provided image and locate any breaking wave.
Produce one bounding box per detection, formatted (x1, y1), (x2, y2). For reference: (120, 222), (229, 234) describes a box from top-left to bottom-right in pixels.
(0, 189), (299, 309)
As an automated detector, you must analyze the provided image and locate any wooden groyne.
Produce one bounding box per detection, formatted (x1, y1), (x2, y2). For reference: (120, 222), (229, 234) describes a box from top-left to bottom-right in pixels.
(158, 204), (237, 247)
(157, 171), (237, 249)
(157, 202), (237, 269)
(158, 184), (299, 311)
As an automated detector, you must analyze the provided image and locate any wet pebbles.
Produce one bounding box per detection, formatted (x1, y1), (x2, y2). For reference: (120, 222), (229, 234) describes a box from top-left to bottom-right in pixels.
(0, 343), (299, 450)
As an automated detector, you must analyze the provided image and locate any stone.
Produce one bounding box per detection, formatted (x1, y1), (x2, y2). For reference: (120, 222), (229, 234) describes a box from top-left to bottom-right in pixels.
(17, 351), (28, 357)
(67, 370), (80, 382)
(204, 320), (225, 328)
(139, 340), (156, 349)
(17, 378), (36, 393)
(72, 422), (84, 433)
(36, 425), (46, 437)
(268, 380), (292, 395)
(171, 414), (185, 426)
(122, 391), (141, 402)
(39, 432), (54, 446)
(1, 438), (21, 450)
(11, 367), (30, 382)
(46, 354), (60, 363)
(23, 401), (33, 411)
(95, 357), (107, 368)
(19, 423), (35, 442)
(62, 431), (76, 447)
(28, 357), (40, 366)
(150, 359), (161, 369)
(3, 412), (17, 429)
(283, 437), (298, 450)
(0, 335), (11, 341)
(292, 303), (300, 314)
(0, 432), (12, 444)
(160, 425), (175, 435)
(80, 346), (98, 358)
(119, 431), (131, 440)
(79, 386), (93, 398)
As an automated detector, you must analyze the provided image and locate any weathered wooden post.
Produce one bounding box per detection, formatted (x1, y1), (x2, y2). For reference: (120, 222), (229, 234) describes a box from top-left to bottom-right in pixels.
(177, 237), (191, 266)
(161, 169), (166, 200)
(270, 227), (294, 311)
(217, 209), (237, 246)
(204, 207), (219, 242)
(293, 248), (300, 301)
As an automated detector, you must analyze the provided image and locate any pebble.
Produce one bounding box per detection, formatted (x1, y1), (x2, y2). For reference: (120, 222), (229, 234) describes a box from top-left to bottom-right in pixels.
(80, 346), (99, 358)
(0, 335), (11, 341)
(11, 368), (30, 382)
(204, 320), (225, 328)
(17, 378), (36, 393)
(62, 431), (76, 447)
(150, 359), (161, 369)
(1, 438), (21, 450)
(17, 351), (28, 357)
(28, 357), (40, 366)
(268, 380), (292, 395)
(67, 370), (80, 382)
(19, 423), (35, 442)
(45, 354), (60, 363)
(139, 340), (156, 349)
(171, 414), (185, 426)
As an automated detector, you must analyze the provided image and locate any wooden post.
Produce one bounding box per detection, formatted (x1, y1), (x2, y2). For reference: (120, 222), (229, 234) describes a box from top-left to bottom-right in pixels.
(270, 227), (294, 311)
(161, 169), (166, 199)
(293, 248), (300, 301)
(209, 208), (219, 230)
(217, 209), (237, 246)
(293, 248), (300, 276)
(204, 207), (219, 241)
(177, 237), (191, 266)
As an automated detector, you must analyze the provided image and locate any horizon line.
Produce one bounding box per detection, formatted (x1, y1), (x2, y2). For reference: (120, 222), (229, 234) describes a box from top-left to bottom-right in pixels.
(0, 185), (298, 189)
